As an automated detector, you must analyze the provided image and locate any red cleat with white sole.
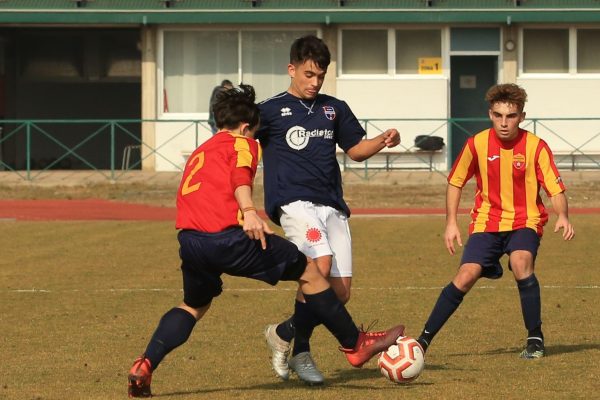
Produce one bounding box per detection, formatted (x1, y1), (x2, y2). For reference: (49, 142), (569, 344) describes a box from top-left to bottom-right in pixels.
(341, 324), (405, 368)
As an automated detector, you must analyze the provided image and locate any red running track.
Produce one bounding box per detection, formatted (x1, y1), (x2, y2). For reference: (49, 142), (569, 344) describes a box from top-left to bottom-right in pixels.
(1, 199), (599, 221)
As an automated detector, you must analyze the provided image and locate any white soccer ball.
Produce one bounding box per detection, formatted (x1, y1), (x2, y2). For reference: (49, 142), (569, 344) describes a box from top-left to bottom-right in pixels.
(377, 336), (425, 384)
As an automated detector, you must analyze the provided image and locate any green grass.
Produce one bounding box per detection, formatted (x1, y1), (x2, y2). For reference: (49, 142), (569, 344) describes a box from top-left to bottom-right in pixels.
(1, 215), (598, 399)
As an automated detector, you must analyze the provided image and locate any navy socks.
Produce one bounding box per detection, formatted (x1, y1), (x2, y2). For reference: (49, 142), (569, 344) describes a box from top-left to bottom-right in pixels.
(144, 307), (197, 370)
(292, 300), (319, 356)
(517, 274), (543, 341)
(275, 316), (295, 343)
(304, 288), (359, 350)
(419, 282), (465, 347)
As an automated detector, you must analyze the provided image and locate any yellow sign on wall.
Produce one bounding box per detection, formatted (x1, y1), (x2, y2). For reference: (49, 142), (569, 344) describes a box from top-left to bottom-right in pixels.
(418, 57), (442, 74)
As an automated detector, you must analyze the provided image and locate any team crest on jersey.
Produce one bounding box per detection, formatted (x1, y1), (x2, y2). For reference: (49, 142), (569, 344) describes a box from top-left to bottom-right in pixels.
(513, 153), (526, 170)
(323, 106), (336, 121)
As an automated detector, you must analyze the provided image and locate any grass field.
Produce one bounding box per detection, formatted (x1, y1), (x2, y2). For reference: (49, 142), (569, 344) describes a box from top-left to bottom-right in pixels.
(1, 214), (598, 400)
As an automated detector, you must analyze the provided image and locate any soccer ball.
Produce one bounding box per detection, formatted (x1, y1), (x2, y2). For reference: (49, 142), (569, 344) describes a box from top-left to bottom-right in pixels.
(377, 336), (425, 384)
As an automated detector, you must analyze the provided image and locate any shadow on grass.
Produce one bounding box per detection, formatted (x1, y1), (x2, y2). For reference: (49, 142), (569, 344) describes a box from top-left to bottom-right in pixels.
(156, 366), (434, 397)
(476, 342), (600, 356)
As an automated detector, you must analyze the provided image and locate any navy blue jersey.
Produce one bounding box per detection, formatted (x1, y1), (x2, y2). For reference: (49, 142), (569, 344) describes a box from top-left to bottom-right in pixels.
(257, 91), (366, 224)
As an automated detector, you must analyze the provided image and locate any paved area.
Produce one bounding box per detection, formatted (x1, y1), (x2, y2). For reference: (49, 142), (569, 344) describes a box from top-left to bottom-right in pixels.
(1, 169), (599, 220)
(0, 170), (182, 187)
(2, 169), (599, 187)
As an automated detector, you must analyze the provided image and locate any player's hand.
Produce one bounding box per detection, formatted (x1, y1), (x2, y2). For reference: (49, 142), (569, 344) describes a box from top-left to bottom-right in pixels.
(243, 211), (274, 250)
(382, 129), (401, 148)
(444, 223), (462, 255)
(554, 216), (575, 241)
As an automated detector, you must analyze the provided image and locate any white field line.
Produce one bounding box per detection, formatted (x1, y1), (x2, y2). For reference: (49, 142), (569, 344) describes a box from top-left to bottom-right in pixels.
(5, 285), (600, 294)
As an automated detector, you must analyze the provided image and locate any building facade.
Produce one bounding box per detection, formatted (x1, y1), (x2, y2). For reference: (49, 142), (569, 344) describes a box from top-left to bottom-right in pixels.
(1, 1), (600, 172)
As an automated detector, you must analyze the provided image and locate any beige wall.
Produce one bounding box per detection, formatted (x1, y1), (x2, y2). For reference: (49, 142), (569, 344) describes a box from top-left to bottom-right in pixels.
(141, 26), (157, 171)
(337, 78), (450, 170)
(517, 78), (600, 153)
(321, 26), (337, 96)
(501, 25), (518, 83)
(336, 78), (448, 119)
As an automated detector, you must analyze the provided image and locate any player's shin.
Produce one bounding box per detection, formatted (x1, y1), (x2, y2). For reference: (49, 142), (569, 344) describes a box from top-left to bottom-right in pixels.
(418, 282), (465, 351)
(302, 287), (359, 349)
(292, 300), (319, 355)
(517, 274), (543, 341)
(144, 307), (198, 369)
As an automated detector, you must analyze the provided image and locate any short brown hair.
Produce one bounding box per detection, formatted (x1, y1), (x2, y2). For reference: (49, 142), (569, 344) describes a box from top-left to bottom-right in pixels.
(485, 83), (528, 112)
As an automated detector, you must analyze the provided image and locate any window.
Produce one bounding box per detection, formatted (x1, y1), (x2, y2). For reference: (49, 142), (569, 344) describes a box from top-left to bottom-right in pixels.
(577, 29), (600, 73)
(523, 29), (569, 73)
(396, 30), (441, 74)
(521, 27), (600, 75)
(162, 29), (315, 114)
(341, 30), (388, 74)
(341, 28), (442, 75)
(163, 31), (238, 114)
(241, 31), (312, 101)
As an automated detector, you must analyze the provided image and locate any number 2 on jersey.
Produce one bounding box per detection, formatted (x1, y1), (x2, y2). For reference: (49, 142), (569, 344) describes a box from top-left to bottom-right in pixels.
(181, 152), (205, 196)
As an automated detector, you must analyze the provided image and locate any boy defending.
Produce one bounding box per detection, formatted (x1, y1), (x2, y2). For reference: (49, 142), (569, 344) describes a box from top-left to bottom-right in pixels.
(417, 83), (575, 358)
(126, 84), (405, 397)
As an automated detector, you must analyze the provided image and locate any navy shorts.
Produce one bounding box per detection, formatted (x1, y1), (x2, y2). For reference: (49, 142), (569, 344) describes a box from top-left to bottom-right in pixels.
(177, 228), (306, 308)
(460, 228), (540, 279)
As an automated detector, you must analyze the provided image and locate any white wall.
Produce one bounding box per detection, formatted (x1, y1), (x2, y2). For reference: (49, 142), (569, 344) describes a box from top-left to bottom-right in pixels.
(154, 120), (212, 172)
(518, 78), (600, 169)
(336, 77), (450, 171)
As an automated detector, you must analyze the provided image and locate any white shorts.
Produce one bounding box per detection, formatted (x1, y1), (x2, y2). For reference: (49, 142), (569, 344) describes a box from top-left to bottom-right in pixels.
(279, 200), (352, 278)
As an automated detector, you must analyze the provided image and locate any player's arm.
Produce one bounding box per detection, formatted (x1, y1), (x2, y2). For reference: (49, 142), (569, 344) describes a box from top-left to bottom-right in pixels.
(549, 192), (575, 241)
(346, 129), (401, 162)
(234, 184), (274, 249)
(445, 184), (463, 255)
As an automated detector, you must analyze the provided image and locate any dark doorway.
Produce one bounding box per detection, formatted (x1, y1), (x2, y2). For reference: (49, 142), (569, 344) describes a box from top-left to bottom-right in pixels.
(0, 28), (141, 170)
(450, 56), (497, 163)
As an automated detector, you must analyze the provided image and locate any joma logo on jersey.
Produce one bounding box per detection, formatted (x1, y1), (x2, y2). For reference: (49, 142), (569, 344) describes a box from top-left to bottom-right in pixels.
(323, 106), (336, 121)
(280, 107), (292, 117)
(285, 126), (334, 150)
(513, 153), (526, 170)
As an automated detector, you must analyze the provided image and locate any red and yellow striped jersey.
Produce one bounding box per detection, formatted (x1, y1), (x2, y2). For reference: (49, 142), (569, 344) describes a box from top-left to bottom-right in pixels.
(176, 131), (262, 233)
(448, 128), (565, 236)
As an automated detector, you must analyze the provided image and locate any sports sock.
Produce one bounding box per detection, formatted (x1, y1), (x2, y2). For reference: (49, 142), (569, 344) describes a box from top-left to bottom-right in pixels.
(517, 274), (543, 342)
(144, 307), (197, 370)
(292, 300), (319, 356)
(275, 316), (295, 343)
(303, 288), (359, 350)
(419, 282), (465, 346)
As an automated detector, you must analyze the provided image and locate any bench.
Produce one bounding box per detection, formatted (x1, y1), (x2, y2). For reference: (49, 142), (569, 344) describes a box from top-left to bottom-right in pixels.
(337, 149), (442, 172)
(553, 151), (600, 171)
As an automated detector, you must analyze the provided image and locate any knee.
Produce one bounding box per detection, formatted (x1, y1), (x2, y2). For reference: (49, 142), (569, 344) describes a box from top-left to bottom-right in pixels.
(453, 265), (480, 292)
(179, 303), (210, 321)
(510, 253), (535, 280)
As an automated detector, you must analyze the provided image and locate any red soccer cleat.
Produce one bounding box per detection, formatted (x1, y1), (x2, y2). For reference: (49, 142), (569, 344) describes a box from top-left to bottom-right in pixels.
(340, 324), (405, 368)
(128, 355), (153, 398)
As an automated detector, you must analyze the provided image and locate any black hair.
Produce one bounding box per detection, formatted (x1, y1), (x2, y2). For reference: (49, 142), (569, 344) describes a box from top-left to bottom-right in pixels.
(212, 84), (260, 131)
(221, 79), (233, 87)
(289, 35), (331, 70)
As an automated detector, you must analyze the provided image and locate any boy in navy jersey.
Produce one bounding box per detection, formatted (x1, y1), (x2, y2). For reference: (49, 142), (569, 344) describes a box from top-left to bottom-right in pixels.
(258, 35), (401, 384)
(126, 84), (405, 397)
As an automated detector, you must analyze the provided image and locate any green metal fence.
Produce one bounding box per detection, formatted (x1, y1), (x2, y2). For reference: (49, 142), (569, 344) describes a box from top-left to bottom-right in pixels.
(0, 118), (599, 182)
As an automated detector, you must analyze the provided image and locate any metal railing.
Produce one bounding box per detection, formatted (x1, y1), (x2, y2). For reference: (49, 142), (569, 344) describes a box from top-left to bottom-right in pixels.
(0, 117), (599, 181)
